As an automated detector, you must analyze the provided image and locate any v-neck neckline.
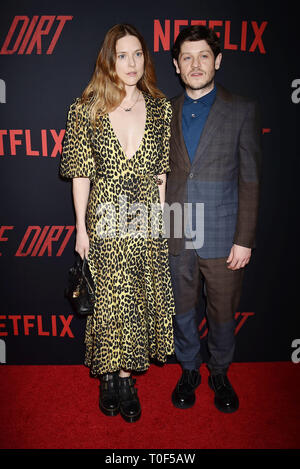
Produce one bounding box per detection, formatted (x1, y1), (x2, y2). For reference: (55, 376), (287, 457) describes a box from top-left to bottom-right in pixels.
(107, 91), (148, 161)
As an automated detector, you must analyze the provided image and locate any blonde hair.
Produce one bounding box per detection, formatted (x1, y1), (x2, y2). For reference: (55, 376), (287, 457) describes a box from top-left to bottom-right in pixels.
(80, 23), (164, 126)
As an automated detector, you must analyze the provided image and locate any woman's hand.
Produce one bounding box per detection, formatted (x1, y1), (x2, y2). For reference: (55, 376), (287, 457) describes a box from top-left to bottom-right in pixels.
(75, 227), (90, 260)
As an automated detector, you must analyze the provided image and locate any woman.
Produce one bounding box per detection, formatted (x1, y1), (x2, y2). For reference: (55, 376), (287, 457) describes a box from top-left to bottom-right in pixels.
(60, 24), (175, 423)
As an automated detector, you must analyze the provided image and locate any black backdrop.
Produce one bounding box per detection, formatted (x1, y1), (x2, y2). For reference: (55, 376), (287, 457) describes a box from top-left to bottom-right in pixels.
(0, 0), (298, 367)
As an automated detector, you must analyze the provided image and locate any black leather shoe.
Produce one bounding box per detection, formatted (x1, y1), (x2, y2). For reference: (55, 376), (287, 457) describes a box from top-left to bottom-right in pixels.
(99, 372), (120, 416)
(208, 373), (239, 413)
(119, 376), (141, 423)
(172, 369), (201, 409)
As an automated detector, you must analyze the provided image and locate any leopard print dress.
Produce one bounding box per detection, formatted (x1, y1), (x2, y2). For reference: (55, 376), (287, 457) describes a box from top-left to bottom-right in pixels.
(60, 92), (175, 376)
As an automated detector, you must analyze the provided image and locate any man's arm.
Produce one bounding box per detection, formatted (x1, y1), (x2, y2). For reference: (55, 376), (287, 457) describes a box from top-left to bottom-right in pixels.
(227, 100), (262, 270)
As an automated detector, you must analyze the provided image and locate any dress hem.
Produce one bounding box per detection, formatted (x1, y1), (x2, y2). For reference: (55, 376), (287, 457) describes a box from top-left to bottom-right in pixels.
(84, 350), (175, 377)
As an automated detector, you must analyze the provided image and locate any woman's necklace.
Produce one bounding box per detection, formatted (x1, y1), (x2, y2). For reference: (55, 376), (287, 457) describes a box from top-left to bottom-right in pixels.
(119, 91), (141, 112)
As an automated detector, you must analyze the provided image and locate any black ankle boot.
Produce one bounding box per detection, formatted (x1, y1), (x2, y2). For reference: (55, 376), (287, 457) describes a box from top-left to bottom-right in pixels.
(172, 369), (201, 409)
(208, 373), (239, 413)
(119, 376), (141, 423)
(99, 372), (120, 416)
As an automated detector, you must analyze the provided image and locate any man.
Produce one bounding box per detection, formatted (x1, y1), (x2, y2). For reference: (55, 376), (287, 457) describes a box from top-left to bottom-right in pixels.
(165, 25), (261, 413)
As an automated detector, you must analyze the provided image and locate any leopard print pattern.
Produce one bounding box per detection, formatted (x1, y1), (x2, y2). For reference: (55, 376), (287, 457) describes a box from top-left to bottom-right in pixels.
(60, 92), (175, 376)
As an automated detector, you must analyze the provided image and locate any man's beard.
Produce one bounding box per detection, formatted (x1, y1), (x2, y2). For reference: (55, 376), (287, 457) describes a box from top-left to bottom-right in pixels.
(185, 76), (215, 91)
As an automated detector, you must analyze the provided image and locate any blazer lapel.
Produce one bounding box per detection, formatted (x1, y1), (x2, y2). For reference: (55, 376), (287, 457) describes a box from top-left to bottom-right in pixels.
(171, 94), (191, 171)
(192, 84), (232, 167)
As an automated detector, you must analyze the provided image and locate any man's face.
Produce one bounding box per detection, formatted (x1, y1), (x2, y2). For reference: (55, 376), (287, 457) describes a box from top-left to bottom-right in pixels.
(173, 40), (222, 93)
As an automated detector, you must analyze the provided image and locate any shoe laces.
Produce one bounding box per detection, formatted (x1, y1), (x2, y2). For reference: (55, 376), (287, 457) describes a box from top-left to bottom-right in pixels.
(179, 369), (199, 387)
(212, 374), (232, 391)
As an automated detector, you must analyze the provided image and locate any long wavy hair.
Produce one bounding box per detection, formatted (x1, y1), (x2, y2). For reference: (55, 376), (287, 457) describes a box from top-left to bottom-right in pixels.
(80, 23), (164, 126)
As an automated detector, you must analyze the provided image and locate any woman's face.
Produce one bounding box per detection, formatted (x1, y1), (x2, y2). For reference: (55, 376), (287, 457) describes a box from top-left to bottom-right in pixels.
(115, 35), (144, 87)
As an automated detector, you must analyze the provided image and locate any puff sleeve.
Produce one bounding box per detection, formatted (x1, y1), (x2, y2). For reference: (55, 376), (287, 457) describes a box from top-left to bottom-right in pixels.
(59, 99), (96, 181)
(156, 98), (172, 175)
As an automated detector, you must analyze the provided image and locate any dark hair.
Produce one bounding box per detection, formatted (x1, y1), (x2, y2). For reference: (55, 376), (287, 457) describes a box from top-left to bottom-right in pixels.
(172, 25), (221, 61)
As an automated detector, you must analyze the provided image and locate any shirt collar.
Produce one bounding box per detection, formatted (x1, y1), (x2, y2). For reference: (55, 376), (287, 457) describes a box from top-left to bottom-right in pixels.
(184, 84), (217, 107)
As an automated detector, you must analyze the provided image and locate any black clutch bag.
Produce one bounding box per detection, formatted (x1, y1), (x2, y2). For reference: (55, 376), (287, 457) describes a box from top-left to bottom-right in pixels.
(65, 253), (95, 316)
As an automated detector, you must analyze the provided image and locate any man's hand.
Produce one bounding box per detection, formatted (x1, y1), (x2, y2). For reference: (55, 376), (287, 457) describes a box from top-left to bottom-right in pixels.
(226, 244), (251, 270)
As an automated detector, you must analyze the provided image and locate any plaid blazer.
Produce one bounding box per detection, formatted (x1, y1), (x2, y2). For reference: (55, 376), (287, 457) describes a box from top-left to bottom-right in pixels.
(165, 83), (261, 258)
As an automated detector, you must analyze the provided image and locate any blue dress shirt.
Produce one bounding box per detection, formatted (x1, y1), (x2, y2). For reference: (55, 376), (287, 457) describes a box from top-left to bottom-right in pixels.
(182, 85), (217, 163)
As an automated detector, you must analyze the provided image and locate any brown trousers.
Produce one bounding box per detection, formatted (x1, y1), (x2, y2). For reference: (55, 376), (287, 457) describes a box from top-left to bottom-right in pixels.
(169, 248), (244, 374)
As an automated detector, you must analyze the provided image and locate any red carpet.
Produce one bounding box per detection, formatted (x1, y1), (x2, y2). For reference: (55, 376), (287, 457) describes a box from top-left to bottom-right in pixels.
(0, 362), (299, 449)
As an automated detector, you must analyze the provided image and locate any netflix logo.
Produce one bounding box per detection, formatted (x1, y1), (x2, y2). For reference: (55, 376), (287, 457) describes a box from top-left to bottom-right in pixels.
(0, 225), (75, 257)
(0, 314), (74, 338)
(154, 19), (268, 53)
(0, 129), (65, 157)
(0, 15), (73, 55)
